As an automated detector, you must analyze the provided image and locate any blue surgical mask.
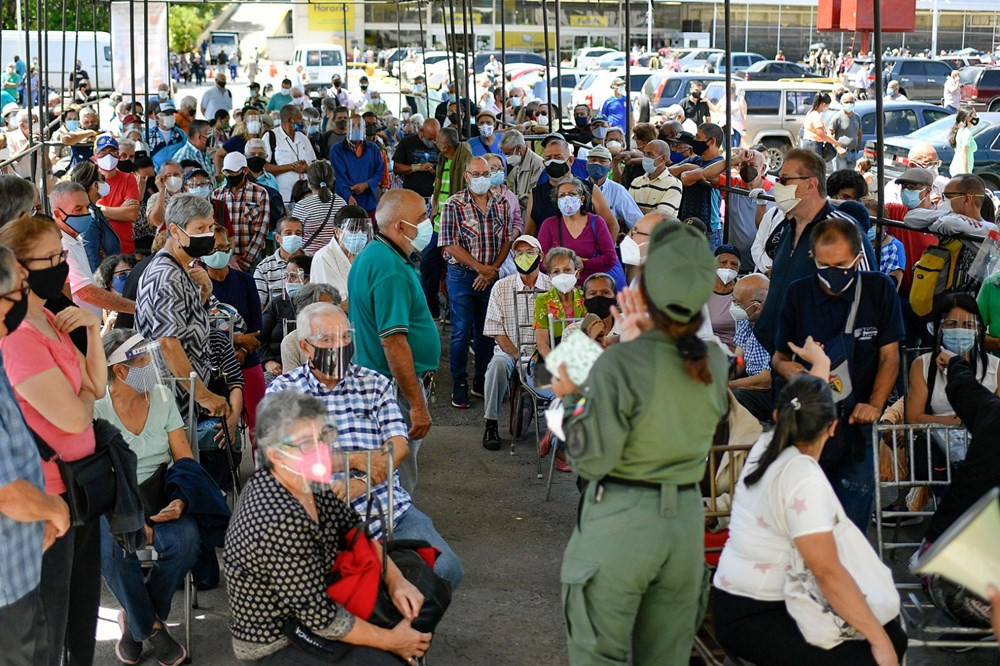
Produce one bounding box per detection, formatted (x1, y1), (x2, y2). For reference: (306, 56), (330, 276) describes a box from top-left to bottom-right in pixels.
(641, 157), (658, 175)
(490, 170), (505, 187)
(188, 186), (211, 198)
(843, 103), (856, 112)
(348, 128), (364, 142)
(941, 328), (976, 355)
(405, 219), (433, 251)
(280, 234), (304, 254)
(285, 282), (303, 298)
(203, 250), (232, 269)
(592, 126), (608, 140)
(292, 122), (305, 133)
(670, 150), (686, 164)
(469, 175), (492, 195)
(65, 119), (80, 131)
(587, 162), (611, 182)
(62, 211), (93, 235)
(111, 274), (128, 294)
(342, 231), (369, 255)
(901, 188), (925, 210)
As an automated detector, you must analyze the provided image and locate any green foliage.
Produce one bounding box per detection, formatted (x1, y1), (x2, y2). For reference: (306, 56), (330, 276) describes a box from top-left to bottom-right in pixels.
(168, 4), (219, 55)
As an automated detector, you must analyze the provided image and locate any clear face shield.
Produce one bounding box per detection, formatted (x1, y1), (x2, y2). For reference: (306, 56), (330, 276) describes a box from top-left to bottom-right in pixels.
(338, 217), (373, 256)
(284, 264), (308, 299)
(303, 324), (355, 381)
(107, 335), (170, 401)
(272, 420), (349, 487)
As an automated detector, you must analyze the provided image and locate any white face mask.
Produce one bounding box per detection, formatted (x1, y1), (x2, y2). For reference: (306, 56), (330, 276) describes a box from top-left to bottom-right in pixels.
(478, 123), (494, 137)
(729, 303), (749, 322)
(96, 154), (119, 171)
(246, 119), (262, 134)
(506, 152), (522, 167)
(536, 114), (549, 126)
(937, 198), (953, 213)
(619, 234), (645, 266)
(551, 273), (578, 294)
(161, 115), (176, 130)
(165, 176), (183, 193)
(771, 182), (802, 213)
(97, 181), (111, 198)
(716, 268), (738, 285)
(606, 140), (623, 153)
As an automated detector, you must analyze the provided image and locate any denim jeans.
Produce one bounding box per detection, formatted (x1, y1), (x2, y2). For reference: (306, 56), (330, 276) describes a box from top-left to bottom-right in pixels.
(835, 150), (860, 172)
(394, 381), (430, 495)
(393, 506), (464, 591)
(419, 231), (444, 318)
(706, 228), (723, 253)
(823, 423), (875, 531)
(484, 349), (516, 421)
(0, 585), (50, 666)
(100, 515), (201, 640)
(445, 265), (495, 387)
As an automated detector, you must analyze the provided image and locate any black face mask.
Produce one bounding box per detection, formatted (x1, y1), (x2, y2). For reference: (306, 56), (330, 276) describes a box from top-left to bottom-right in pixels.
(584, 295), (615, 319)
(225, 173), (245, 189)
(310, 342), (354, 378)
(177, 227), (216, 258)
(246, 156), (266, 173)
(335, 120), (347, 131)
(690, 139), (710, 155)
(515, 254), (541, 275)
(26, 262), (70, 301)
(544, 160), (570, 179)
(691, 91), (702, 99)
(3, 293), (28, 334)
(117, 159), (135, 173)
(738, 164), (759, 183)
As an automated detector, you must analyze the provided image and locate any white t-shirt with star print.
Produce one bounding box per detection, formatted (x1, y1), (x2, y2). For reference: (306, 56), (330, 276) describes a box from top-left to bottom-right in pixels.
(713, 433), (838, 601)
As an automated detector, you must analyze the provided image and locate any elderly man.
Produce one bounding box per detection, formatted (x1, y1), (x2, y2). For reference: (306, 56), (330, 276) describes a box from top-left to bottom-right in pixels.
(172, 119), (217, 181)
(93, 134), (142, 253)
(244, 138), (280, 193)
(392, 117), (440, 207)
(706, 244), (741, 350)
(773, 218), (903, 530)
(0, 174), (36, 224)
(440, 156), (512, 408)
(884, 80), (908, 102)
(5, 108), (48, 181)
(329, 113), (384, 215)
(587, 145), (642, 230)
(50, 181), (135, 316)
(884, 142), (949, 205)
(268, 302), (462, 589)
(263, 104), (315, 205)
(826, 92), (862, 171)
(136, 194), (229, 418)
(581, 271), (619, 345)
(525, 138), (618, 237)
(254, 216), (304, 309)
(664, 104), (697, 134)
(481, 234), (551, 450)
(0, 246), (70, 665)
(212, 152), (270, 270)
(200, 71), (232, 120)
(753, 148), (877, 354)
(147, 100), (187, 170)
(470, 110), (502, 156)
(628, 139), (683, 217)
(348, 190), (440, 493)
(500, 129), (544, 220)
(728, 273), (773, 422)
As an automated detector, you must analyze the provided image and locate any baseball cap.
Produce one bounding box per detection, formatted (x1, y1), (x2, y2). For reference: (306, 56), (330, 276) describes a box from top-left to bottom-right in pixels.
(94, 134), (119, 152)
(122, 113), (144, 126)
(587, 145), (612, 161)
(643, 222), (716, 323)
(590, 114), (608, 125)
(669, 131), (696, 147)
(612, 77), (626, 87)
(2, 102), (19, 119)
(540, 132), (566, 147)
(222, 152), (248, 173)
(511, 234), (542, 253)
(895, 167), (934, 187)
(714, 244), (742, 263)
(159, 100), (176, 113)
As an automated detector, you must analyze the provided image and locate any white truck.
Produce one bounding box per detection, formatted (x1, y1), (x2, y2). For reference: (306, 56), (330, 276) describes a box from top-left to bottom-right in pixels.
(209, 31), (240, 65)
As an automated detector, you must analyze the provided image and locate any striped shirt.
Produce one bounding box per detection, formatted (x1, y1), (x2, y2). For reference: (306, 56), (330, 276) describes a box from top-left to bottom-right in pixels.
(212, 182), (271, 269)
(209, 328), (245, 388)
(599, 177), (643, 230)
(291, 193), (347, 255)
(628, 170), (683, 216)
(267, 363), (411, 539)
(253, 249), (288, 310)
(136, 251), (212, 386)
(438, 189), (512, 267)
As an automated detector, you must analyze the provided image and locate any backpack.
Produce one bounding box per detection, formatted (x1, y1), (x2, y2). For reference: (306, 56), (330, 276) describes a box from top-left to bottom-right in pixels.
(909, 237), (964, 318)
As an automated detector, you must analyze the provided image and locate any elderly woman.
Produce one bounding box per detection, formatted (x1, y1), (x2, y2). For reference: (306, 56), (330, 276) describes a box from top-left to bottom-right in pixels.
(281, 283), (343, 372)
(713, 338), (907, 665)
(261, 255), (313, 378)
(224, 390), (431, 665)
(96, 329), (200, 666)
(534, 246), (586, 360)
(537, 178), (621, 287)
(311, 205), (372, 310)
(0, 215), (107, 665)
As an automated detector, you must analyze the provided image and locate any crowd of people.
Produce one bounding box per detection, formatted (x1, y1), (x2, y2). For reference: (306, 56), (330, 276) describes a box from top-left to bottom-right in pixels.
(0, 47), (998, 666)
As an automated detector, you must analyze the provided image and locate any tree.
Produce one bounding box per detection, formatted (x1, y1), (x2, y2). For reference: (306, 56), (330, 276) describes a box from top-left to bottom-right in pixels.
(168, 4), (219, 55)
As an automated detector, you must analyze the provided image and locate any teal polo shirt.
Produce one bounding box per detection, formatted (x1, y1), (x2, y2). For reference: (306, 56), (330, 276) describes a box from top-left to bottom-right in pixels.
(348, 234), (441, 377)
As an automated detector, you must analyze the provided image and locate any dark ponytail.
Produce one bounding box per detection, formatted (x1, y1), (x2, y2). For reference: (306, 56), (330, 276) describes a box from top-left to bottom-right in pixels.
(308, 159), (334, 204)
(639, 272), (712, 385)
(744, 374), (836, 487)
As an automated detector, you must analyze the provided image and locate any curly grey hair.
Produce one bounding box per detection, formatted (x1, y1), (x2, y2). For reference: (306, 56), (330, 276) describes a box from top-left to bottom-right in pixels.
(292, 282), (342, 313)
(544, 246), (582, 273)
(255, 390), (332, 470)
(165, 193), (214, 231)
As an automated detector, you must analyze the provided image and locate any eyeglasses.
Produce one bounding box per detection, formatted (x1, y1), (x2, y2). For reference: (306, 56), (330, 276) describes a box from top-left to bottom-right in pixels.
(630, 229), (650, 238)
(280, 425), (338, 451)
(776, 175), (812, 185)
(20, 249), (68, 268)
(0, 279), (29, 303)
(467, 172), (491, 179)
(112, 268), (131, 279)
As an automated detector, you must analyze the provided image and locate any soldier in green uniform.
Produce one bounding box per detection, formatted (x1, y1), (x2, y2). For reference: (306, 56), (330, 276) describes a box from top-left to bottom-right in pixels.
(552, 221), (730, 665)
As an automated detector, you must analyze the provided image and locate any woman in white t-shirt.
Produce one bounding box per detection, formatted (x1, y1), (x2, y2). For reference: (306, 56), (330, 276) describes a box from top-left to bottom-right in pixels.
(712, 338), (907, 665)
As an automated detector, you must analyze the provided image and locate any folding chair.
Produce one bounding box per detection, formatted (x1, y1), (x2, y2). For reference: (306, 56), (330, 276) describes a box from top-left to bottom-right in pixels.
(136, 550), (196, 663)
(281, 317), (296, 339)
(872, 422), (998, 655)
(542, 312), (583, 500)
(509, 289), (550, 478)
(331, 443), (396, 538)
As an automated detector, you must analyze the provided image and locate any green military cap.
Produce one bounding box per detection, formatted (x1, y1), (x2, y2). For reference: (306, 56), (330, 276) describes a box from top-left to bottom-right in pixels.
(642, 221), (715, 324)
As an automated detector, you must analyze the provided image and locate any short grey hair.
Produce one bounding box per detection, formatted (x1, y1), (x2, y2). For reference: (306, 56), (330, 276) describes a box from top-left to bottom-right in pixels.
(165, 194), (213, 230)
(438, 127), (460, 148)
(296, 301), (344, 341)
(245, 138), (266, 153)
(0, 245), (18, 293)
(0, 175), (37, 225)
(293, 282), (341, 313)
(665, 104), (685, 121)
(180, 95), (197, 111)
(255, 390), (330, 469)
(544, 246), (582, 273)
(118, 138), (136, 153)
(49, 180), (87, 207)
(583, 272), (617, 295)
(499, 129), (525, 151)
(410, 112), (425, 126)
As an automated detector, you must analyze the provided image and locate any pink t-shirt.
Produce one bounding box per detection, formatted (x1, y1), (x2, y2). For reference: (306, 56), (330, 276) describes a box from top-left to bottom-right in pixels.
(0, 309), (96, 495)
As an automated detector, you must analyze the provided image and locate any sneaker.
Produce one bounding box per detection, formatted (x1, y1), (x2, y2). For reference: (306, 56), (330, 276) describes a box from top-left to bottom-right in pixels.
(149, 626), (186, 666)
(555, 456), (572, 473)
(482, 422), (501, 451)
(115, 611), (142, 665)
(451, 382), (470, 409)
(538, 430), (553, 458)
(470, 379), (485, 399)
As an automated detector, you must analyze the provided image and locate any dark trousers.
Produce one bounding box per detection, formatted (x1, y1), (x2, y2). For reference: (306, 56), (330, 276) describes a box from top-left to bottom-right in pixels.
(712, 588), (908, 665)
(445, 265), (494, 387)
(39, 517), (101, 666)
(419, 231), (444, 318)
(732, 387), (774, 424)
(0, 585), (50, 666)
(257, 644), (403, 665)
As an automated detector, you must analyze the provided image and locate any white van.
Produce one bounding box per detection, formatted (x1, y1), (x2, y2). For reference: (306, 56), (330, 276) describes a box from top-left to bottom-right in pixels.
(1, 30), (113, 91)
(291, 44), (347, 93)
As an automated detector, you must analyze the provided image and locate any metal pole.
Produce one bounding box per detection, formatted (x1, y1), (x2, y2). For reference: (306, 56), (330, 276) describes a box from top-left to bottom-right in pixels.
(16, 0), (22, 32)
(776, 4), (781, 55)
(743, 0), (749, 52)
(72, 0), (80, 97)
(712, 0), (717, 50)
(461, 0), (472, 139)
(541, 0), (552, 133)
(93, 0), (99, 93)
(447, 0), (460, 117)
(395, 0), (402, 117)
(961, 12), (966, 51)
(723, 0), (731, 243)
(499, 0), (506, 124)
(342, 3), (349, 88)
(23, 0), (34, 189)
(624, 0), (631, 140)
(143, 0), (149, 145)
(808, 5), (813, 53)
(931, 0), (939, 57)
(646, 0), (652, 53)
(874, 0), (885, 250)
(129, 0), (136, 108)
(554, 0), (563, 126)
(417, 0), (429, 110)
(60, 0), (68, 101)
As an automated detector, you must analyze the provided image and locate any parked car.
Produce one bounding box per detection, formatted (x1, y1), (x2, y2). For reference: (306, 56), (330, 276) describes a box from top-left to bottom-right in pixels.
(679, 48), (724, 72)
(704, 79), (832, 172)
(401, 50), (449, 82)
(738, 60), (822, 81)
(570, 67), (654, 112)
(642, 71), (726, 111)
(825, 100), (953, 150)
(960, 66), (1000, 111)
(843, 57), (953, 102)
(863, 112), (1000, 189)
(291, 44), (347, 93)
(595, 51), (627, 69)
(530, 69), (589, 118)
(702, 52), (766, 74)
(574, 47), (616, 70)
(473, 50), (546, 75)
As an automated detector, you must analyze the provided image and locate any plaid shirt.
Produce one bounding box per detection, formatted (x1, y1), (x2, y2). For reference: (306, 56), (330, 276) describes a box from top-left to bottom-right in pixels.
(438, 189), (511, 267)
(879, 236), (906, 275)
(212, 182), (270, 270)
(0, 351), (45, 605)
(484, 273), (552, 348)
(267, 363), (411, 538)
(172, 142), (216, 180)
(733, 319), (771, 378)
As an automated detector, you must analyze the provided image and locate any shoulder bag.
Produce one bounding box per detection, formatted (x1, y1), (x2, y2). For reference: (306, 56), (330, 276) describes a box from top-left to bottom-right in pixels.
(30, 426), (116, 526)
(767, 455), (899, 648)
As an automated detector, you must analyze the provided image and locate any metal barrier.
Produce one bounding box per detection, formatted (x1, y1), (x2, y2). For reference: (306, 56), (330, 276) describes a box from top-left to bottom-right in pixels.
(510, 288), (549, 478)
(332, 444), (396, 539)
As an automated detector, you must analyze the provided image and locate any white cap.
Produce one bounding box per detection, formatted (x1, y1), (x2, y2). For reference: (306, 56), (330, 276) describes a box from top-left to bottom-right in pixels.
(511, 234), (542, 252)
(222, 152), (248, 173)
